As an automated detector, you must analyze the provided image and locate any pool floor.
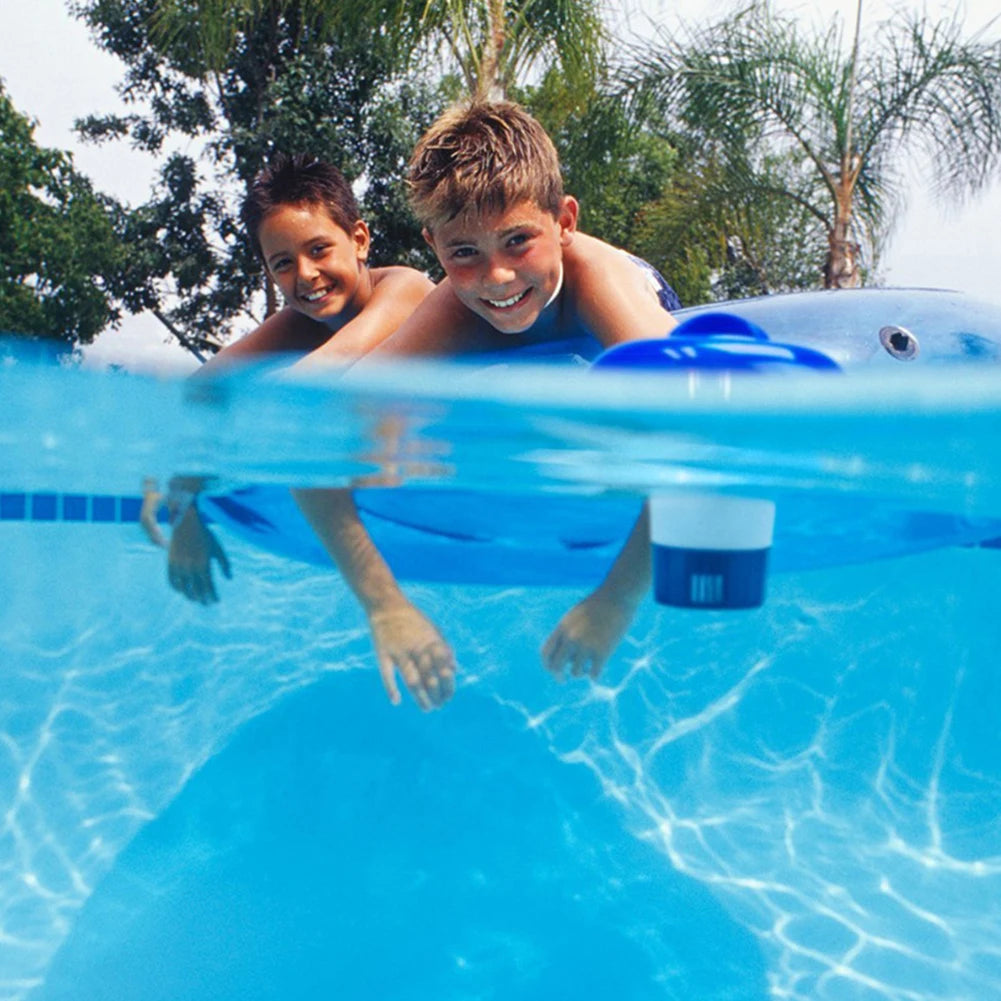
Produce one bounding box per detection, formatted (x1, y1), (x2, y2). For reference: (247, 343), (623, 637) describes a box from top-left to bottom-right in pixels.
(4, 520), (1001, 1001)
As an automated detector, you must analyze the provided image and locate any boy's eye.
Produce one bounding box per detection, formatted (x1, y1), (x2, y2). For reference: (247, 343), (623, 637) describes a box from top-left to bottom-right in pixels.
(311, 243), (330, 257)
(506, 233), (530, 248)
(270, 257), (292, 272)
(450, 246), (478, 260)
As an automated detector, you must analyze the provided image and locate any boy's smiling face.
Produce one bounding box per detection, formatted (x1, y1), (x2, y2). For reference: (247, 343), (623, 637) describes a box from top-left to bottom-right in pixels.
(259, 202), (371, 324)
(426, 197), (578, 334)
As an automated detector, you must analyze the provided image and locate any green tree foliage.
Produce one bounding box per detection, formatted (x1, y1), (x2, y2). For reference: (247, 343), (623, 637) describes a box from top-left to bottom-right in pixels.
(0, 83), (123, 348)
(519, 66), (821, 306)
(630, 144), (828, 304)
(70, 0), (614, 351)
(413, 0), (606, 101)
(71, 0), (442, 354)
(519, 71), (676, 254)
(630, 1), (1001, 288)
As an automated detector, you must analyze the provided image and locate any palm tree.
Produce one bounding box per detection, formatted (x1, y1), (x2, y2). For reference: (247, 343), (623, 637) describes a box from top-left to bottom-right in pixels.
(150, 0), (607, 102)
(413, 0), (606, 101)
(629, 0), (1001, 288)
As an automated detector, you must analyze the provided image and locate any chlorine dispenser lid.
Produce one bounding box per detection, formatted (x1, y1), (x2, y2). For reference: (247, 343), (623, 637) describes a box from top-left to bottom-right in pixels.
(592, 312), (841, 372)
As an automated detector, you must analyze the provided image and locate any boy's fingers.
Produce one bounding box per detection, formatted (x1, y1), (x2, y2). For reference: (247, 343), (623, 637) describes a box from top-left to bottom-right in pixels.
(416, 649), (442, 703)
(438, 663), (456, 702)
(569, 650), (584, 677)
(419, 643), (457, 707)
(189, 571), (208, 604)
(541, 630), (558, 663)
(542, 631), (567, 678)
(377, 654), (402, 706)
(399, 657), (432, 711)
(375, 630), (455, 711)
(202, 572), (219, 605)
(210, 536), (232, 579)
(169, 567), (193, 601)
(168, 562), (215, 605)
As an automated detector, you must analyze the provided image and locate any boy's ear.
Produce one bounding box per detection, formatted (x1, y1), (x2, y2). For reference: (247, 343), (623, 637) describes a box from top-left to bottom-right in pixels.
(422, 226), (447, 265)
(352, 219), (371, 261)
(557, 196), (579, 246)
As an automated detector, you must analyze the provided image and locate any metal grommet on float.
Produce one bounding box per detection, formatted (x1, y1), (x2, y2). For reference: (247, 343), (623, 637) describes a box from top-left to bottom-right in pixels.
(879, 324), (920, 361)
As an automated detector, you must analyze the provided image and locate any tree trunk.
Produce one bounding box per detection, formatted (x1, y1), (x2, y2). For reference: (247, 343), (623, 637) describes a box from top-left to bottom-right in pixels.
(824, 180), (860, 288)
(151, 307), (210, 362)
(475, 0), (507, 101)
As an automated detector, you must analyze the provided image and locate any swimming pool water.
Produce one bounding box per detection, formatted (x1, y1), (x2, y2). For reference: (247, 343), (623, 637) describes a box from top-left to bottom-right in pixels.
(2, 355), (1001, 1001)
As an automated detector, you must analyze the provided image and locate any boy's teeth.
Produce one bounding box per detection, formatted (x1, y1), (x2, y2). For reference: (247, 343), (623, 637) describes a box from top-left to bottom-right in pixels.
(303, 288), (329, 302)
(488, 290), (527, 308)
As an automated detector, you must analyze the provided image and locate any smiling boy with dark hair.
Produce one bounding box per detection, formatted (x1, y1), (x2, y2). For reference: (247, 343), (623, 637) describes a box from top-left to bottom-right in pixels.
(145, 153), (456, 712)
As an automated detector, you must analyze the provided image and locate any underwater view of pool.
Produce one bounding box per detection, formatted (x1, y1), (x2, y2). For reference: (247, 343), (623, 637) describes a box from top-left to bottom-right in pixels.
(2, 322), (1001, 1000)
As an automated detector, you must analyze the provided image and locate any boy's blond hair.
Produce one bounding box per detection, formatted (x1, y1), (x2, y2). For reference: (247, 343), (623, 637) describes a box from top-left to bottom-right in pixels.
(408, 101), (564, 230)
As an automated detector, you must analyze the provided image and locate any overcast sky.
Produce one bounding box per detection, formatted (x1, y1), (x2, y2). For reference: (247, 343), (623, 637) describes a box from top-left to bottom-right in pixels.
(3, 0), (1001, 370)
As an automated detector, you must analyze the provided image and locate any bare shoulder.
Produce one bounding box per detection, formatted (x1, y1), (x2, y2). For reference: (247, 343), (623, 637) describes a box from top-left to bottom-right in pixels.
(563, 233), (649, 289)
(563, 232), (675, 347)
(370, 265), (435, 296)
(368, 278), (494, 358)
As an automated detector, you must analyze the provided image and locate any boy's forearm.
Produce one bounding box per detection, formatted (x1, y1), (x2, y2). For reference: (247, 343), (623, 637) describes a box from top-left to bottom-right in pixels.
(292, 270), (434, 368)
(291, 487), (409, 614)
(594, 504), (651, 609)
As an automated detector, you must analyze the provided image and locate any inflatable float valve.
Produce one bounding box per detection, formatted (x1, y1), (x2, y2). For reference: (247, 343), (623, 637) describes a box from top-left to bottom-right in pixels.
(591, 312), (839, 610)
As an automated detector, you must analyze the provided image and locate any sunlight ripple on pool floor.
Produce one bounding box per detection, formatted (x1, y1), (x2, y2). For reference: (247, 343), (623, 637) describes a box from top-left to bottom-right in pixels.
(499, 553), (1001, 1001)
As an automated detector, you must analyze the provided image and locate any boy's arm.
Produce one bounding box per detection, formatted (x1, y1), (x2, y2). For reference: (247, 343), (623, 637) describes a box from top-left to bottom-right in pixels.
(293, 267), (435, 366)
(542, 506), (650, 680)
(198, 267), (434, 373)
(567, 236), (677, 347)
(362, 279), (494, 359)
(539, 242), (675, 679)
(198, 306), (329, 375)
(291, 487), (456, 710)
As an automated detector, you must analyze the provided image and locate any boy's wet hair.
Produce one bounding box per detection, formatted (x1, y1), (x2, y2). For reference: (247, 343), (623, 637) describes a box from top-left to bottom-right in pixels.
(241, 153), (360, 253)
(408, 101), (563, 230)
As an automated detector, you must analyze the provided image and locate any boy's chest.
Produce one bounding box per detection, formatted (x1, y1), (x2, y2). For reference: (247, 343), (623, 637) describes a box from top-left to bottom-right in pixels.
(481, 296), (604, 361)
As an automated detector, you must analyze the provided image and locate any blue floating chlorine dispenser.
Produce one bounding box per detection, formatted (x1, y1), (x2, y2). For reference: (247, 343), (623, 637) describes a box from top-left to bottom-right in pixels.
(648, 492), (775, 609)
(592, 311), (840, 610)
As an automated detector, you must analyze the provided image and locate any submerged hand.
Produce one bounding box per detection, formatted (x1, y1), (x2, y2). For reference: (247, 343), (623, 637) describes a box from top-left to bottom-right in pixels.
(542, 591), (638, 682)
(168, 505), (232, 605)
(139, 478), (167, 548)
(368, 602), (456, 711)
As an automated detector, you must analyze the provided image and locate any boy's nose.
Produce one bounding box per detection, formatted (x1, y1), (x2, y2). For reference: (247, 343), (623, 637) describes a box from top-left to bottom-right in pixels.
(297, 255), (321, 281)
(483, 257), (516, 287)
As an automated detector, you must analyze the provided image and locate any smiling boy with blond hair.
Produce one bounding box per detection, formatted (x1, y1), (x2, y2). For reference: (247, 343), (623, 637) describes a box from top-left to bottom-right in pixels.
(369, 100), (680, 678)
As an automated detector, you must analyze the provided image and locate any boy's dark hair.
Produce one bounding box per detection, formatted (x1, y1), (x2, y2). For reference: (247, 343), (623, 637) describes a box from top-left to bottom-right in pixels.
(241, 153), (361, 253)
(408, 101), (564, 230)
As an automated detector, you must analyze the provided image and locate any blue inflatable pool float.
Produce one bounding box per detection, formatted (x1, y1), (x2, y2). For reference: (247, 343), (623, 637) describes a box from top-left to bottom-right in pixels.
(199, 289), (1001, 609)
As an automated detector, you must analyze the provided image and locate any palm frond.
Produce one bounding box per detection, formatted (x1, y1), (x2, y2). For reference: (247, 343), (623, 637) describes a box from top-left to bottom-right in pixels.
(623, 0), (1001, 286)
